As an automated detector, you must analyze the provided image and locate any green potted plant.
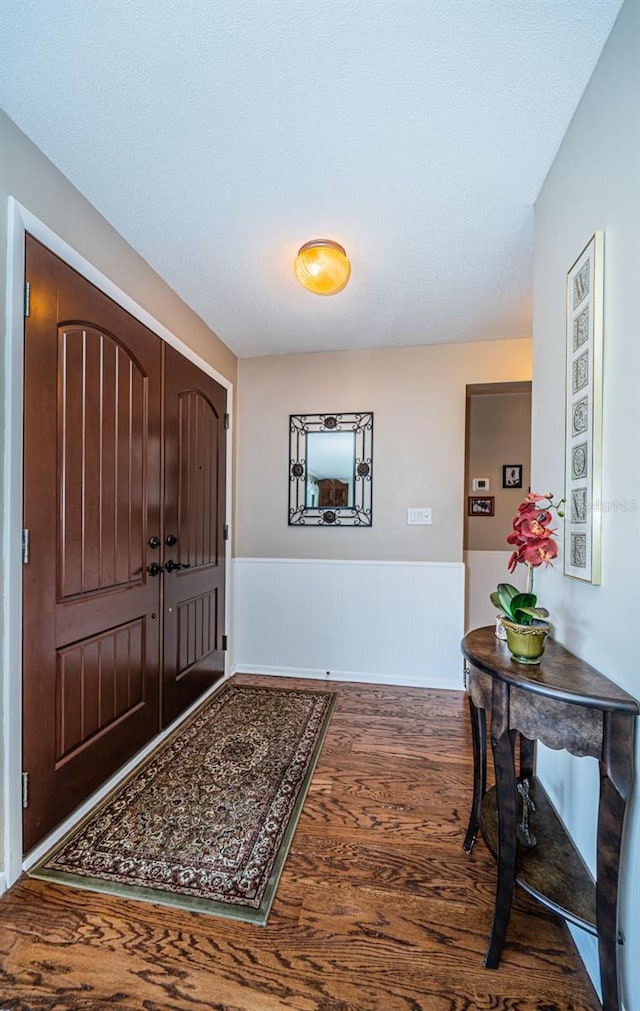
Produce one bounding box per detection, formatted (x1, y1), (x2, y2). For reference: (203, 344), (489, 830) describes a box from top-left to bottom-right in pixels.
(491, 492), (565, 664)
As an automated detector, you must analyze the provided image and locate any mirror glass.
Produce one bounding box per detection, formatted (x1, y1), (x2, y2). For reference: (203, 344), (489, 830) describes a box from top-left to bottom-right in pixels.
(289, 412), (373, 526)
(305, 432), (355, 507)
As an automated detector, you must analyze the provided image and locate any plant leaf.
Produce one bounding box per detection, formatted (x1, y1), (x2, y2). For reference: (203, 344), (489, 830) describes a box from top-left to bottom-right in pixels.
(489, 591), (502, 610)
(493, 582), (525, 618)
(496, 583), (522, 621)
(514, 606), (550, 623)
(511, 592), (538, 611)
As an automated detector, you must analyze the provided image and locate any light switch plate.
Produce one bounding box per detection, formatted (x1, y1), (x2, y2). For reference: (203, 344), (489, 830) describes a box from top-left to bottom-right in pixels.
(408, 508), (432, 525)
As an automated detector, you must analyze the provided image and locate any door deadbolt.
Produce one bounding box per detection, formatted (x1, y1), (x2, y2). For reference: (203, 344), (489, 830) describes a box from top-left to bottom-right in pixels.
(165, 559), (191, 573)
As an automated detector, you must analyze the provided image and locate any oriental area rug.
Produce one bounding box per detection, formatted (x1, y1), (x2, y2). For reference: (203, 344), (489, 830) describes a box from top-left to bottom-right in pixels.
(31, 682), (336, 924)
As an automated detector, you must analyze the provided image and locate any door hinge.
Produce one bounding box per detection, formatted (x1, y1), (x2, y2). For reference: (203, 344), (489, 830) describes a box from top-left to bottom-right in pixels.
(223, 523), (229, 541)
(22, 528), (30, 564)
(222, 634), (228, 651)
(24, 281), (31, 318)
(224, 412), (230, 430)
(22, 771), (30, 809)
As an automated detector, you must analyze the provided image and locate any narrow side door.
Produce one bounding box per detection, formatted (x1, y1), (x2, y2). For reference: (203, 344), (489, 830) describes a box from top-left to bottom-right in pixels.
(162, 345), (227, 726)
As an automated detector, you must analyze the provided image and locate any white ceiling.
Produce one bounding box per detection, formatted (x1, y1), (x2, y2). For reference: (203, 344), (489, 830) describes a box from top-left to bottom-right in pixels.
(0, 0), (622, 358)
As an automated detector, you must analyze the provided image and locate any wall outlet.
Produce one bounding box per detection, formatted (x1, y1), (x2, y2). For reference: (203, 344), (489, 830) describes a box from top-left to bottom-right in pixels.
(407, 508), (432, 525)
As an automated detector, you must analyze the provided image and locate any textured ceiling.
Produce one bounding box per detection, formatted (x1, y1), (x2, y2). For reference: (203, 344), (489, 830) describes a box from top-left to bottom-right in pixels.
(0, 0), (622, 358)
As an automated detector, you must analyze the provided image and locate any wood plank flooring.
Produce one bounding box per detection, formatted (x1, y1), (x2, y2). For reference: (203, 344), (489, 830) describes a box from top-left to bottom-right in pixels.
(0, 676), (599, 1010)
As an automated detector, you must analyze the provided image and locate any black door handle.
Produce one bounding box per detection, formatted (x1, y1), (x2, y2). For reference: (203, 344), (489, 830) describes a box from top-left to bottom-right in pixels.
(148, 535), (161, 549)
(165, 534), (177, 546)
(147, 562), (163, 576)
(165, 559), (192, 573)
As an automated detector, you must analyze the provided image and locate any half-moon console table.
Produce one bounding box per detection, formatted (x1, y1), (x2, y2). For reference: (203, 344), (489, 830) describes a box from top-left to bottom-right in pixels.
(461, 626), (638, 1011)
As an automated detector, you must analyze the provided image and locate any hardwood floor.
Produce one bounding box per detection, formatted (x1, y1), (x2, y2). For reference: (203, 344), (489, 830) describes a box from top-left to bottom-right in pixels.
(0, 676), (599, 1010)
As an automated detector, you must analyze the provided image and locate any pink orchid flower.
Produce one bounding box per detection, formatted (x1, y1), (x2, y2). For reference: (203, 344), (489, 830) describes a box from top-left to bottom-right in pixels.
(518, 517), (556, 540)
(503, 492), (565, 585)
(522, 538), (559, 566)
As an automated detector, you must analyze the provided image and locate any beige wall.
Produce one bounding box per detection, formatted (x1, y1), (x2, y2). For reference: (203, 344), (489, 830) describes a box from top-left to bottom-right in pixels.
(533, 1), (639, 1004)
(236, 339), (532, 562)
(465, 390), (532, 551)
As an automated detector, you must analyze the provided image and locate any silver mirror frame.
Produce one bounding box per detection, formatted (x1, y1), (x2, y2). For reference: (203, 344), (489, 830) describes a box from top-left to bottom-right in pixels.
(288, 411), (373, 526)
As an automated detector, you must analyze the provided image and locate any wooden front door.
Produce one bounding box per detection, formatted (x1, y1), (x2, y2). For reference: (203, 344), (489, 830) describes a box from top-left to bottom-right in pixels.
(162, 345), (227, 726)
(23, 236), (163, 852)
(22, 237), (227, 852)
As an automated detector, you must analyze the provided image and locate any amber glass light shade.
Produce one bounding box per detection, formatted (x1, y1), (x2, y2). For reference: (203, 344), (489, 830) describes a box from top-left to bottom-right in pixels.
(294, 239), (351, 295)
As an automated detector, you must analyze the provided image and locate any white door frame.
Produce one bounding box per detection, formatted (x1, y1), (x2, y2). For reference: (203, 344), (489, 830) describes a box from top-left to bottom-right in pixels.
(2, 197), (234, 889)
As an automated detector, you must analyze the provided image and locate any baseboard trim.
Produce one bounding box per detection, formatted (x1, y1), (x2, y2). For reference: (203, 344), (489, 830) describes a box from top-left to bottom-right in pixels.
(568, 925), (602, 1005)
(231, 664), (463, 692)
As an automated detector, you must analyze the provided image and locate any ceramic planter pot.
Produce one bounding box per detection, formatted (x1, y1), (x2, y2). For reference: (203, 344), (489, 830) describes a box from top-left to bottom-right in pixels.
(500, 618), (552, 665)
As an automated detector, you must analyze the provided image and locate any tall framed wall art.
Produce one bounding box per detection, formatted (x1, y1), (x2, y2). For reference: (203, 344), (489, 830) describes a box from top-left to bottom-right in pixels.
(564, 232), (604, 583)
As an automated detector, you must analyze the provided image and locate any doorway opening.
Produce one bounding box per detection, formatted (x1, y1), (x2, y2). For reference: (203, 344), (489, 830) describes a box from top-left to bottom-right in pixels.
(464, 381), (532, 632)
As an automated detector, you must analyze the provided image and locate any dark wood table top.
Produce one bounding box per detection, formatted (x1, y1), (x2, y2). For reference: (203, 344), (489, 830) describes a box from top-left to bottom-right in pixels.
(462, 626), (639, 714)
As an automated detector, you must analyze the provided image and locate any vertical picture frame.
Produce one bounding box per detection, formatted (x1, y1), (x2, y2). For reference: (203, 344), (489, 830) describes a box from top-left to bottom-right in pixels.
(502, 465), (522, 489)
(564, 232), (604, 583)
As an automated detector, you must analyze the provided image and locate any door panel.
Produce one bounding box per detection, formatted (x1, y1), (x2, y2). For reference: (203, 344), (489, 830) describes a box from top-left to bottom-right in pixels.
(23, 235), (163, 852)
(162, 346), (226, 726)
(56, 618), (145, 763)
(59, 326), (148, 598)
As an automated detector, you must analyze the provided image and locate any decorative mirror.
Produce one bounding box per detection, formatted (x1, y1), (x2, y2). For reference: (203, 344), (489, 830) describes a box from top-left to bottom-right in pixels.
(289, 412), (373, 526)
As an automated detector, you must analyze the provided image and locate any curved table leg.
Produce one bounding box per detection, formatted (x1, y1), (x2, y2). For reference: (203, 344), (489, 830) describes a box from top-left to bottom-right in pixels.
(485, 713), (518, 969)
(518, 734), (536, 782)
(463, 695), (486, 853)
(597, 711), (634, 1011)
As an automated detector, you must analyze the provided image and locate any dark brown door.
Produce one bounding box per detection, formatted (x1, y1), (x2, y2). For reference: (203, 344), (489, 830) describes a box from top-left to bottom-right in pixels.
(23, 235), (163, 852)
(162, 345), (227, 726)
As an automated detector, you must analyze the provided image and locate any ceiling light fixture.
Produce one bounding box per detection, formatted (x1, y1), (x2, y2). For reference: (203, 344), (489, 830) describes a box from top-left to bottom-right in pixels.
(294, 239), (351, 295)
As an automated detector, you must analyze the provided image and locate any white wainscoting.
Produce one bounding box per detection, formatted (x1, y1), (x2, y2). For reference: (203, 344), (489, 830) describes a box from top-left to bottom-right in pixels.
(464, 550), (527, 632)
(232, 558), (465, 689)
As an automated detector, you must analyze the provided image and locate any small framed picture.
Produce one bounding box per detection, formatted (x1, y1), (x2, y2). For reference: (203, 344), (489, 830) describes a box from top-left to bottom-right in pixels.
(468, 496), (495, 517)
(472, 477), (490, 492)
(502, 464), (522, 489)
